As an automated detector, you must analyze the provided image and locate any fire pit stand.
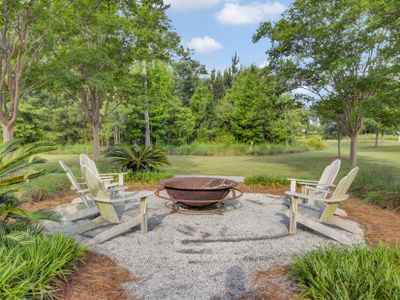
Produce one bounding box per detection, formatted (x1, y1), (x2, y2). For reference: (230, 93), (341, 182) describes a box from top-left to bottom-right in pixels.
(155, 177), (242, 215)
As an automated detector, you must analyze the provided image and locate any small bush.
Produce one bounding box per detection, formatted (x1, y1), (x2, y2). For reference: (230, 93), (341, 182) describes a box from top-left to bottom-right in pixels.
(244, 175), (289, 188)
(303, 135), (325, 150)
(125, 170), (173, 184)
(0, 231), (85, 299)
(292, 244), (400, 300)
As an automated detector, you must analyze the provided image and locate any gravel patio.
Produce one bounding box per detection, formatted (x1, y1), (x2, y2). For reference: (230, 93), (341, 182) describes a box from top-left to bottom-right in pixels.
(45, 192), (364, 300)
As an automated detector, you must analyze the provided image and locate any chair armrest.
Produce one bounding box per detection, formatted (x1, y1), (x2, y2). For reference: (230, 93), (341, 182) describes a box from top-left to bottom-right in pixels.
(322, 195), (349, 204)
(285, 191), (324, 203)
(100, 172), (127, 176)
(109, 193), (152, 203)
(298, 182), (334, 187)
(76, 188), (90, 194)
(303, 186), (331, 193)
(287, 178), (319, 183)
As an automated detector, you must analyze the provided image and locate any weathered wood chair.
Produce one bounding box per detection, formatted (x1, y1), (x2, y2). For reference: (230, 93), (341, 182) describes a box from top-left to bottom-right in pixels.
(72, 167), (149, 245)
(286, 167), (362, 245)
(79, 154), (126, 188)
(287, 159), (347, 216)
(58, 161), (99, 221)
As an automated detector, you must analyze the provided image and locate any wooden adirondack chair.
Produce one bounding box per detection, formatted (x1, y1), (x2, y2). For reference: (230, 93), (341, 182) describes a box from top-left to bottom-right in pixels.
(73, 167), (149, 245)
(286, 167), (362, 245)
(79, 154), (126, 188)
(287, 159), (347, 216)
(58, 161), (99, 221)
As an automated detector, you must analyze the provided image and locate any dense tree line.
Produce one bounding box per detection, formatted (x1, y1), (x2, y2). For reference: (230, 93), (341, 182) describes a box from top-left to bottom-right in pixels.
(2, 0), (398, 165)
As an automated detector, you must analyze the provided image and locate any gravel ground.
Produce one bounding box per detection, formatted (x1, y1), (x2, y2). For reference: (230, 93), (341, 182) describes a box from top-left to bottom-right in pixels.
(45, 192), (364, 300)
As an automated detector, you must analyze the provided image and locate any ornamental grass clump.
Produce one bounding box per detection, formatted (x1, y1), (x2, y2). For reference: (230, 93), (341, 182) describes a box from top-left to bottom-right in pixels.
(0, 229), (85, 299)
(292, 244), (400, 300)
(244, 175), (289, 188)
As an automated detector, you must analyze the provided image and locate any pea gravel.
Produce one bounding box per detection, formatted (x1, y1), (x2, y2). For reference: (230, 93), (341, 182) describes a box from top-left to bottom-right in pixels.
(44, 192), (364, 300)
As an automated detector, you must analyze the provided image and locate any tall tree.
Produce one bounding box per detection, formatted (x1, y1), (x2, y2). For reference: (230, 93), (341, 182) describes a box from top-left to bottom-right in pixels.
(0, 0), (77, 141)
(254, 0), (398, 166)
(54, 2), (130, 158)
(122, 0), (180, 146)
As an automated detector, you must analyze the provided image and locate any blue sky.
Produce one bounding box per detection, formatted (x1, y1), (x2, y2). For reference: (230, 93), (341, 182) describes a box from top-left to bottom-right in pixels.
(165, 0), (293, 71)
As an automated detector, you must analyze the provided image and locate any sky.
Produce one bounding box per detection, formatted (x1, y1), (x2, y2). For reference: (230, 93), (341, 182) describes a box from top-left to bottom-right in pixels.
(165, 0), (293, 71)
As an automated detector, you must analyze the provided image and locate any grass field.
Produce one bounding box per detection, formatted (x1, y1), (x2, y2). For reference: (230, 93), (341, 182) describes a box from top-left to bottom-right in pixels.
(163, 140), (400, 178)
(39, 138), (400, 210)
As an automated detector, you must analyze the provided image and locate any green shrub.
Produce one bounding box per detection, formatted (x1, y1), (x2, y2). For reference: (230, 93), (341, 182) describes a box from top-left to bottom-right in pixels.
(244, 175), (289, 188)
(292, 244), (400, 300)
(303, 135), (325, 150)
(105, 144), (169, 171)
(125, 170), (173, 184)
(0, 230), (85, 299)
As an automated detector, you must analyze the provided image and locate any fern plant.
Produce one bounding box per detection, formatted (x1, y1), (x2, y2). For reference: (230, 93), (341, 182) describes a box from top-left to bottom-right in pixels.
(106, 143), (170, 171)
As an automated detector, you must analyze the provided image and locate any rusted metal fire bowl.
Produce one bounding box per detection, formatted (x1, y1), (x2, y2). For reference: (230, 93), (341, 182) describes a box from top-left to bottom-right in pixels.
(156, 177), (241, 210)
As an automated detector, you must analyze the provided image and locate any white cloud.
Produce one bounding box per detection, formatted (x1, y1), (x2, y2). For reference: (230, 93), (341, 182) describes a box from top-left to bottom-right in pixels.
(187, 36), (223, 54)
(259, 60), (269, 68)
(216, 1), (285, 25)
(165, 0), (221, 11)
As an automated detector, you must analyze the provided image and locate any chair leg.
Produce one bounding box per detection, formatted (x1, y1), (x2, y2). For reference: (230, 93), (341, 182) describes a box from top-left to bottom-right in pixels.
(140, 197), (148, 234)
(297, 216), (352, 245)
(328, 216), (364, 236)
(73, 216), (106, 235)
(289, 197), (299, 234)
(88, 216), (140, 245)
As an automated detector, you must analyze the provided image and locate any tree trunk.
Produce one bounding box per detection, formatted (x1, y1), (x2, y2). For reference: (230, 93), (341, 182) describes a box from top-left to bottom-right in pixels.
(2, 123), (15, 142)
(92, 123), (101, 160)
(337, 131), (341, 158)
(374, 128), (379, 147)
(349, 134), (358, 167)
(144, 109), (151, 146)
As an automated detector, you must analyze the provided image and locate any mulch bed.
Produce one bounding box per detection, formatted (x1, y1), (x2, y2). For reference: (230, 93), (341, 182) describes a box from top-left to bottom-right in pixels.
(57, 251), (135, 300)
(24, 185), (400, 299)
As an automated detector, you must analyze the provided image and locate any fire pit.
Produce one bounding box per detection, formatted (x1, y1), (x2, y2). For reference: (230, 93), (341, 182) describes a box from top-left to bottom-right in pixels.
(155, 177), (242, 214)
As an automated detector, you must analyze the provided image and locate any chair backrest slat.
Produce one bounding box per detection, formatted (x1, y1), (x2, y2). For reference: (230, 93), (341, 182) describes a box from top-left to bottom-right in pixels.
(80, 154), (100, 177)
(59, 160), (92, 207)
(319, 167), (359, 221)
(83, 167), (119, 223)
(311, 159), (341, 200)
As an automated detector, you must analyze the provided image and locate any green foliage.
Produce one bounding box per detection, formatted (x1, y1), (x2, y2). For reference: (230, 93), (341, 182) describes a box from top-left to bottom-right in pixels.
(167, 141), (313, 156)
(292, 244), (400, 300)
(351, 163), (400, 211)
(0, 228), (85, 299)
(125, 170), (173, 184)
(0, 140), (56, 223)
(303, 136), (325, 150)
(244, 175), (289, 188)
(106, 144), (170, 171)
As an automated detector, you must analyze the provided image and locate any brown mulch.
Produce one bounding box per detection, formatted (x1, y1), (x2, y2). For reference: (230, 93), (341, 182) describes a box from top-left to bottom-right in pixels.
(57, 251), (135, 300)
(252, 265), (298, 300)
(25, 184), (400, 299)
(21, 193), (77, 212)
(340, 197), (400, 246)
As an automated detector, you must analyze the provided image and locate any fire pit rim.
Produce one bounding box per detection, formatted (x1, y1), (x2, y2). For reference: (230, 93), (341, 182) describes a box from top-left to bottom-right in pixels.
(159, 177), (239, 191)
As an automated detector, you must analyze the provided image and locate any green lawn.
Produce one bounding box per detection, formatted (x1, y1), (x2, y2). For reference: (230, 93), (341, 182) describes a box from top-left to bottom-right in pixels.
(162, 140), (400, 178)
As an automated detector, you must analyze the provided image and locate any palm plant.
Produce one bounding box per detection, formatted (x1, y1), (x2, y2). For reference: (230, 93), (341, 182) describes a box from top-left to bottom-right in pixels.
(106, 143), (170, 171)
(0, 140), (56, 224)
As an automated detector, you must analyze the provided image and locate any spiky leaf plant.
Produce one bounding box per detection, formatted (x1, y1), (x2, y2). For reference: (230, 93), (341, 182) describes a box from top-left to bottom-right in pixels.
(0, 140), (56, 224)
(106, 143), (170, 171)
